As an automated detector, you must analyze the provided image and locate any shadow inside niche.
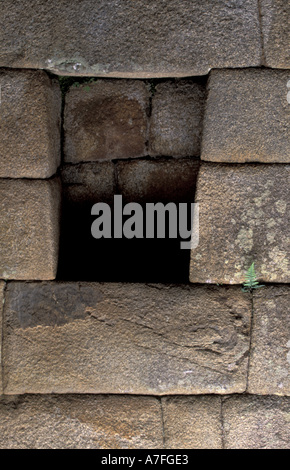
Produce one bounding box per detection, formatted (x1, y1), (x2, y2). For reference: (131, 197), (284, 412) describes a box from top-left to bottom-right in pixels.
(57, 200), (193, 283)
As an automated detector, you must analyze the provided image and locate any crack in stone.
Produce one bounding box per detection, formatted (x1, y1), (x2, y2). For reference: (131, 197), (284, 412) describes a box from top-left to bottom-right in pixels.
(246, 292), (254, 392)
(160, 397), (166, 448)
(257, 0), (266, 65)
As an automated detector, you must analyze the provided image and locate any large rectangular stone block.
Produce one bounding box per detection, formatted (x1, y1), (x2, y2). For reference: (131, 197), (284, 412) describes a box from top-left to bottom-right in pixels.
(0, 178), (61, 280)
(201, 69), (290, 163)
(0, 395), (163, 449)
(0, 69), (61, 178)
(190, 163), (290, 284)
(223, 395), (290, 449)
(0, 1), (261, 77)
(61, 162), (115, 205)
(248, 286), (290, 396)
(261, 0), (290, 69)
(64, 80), (149, 162)
(117, 158), (199, 203)
(162, 396), (222, 449)
(149, 80), (205, 157)
(3, 283), (251, 395)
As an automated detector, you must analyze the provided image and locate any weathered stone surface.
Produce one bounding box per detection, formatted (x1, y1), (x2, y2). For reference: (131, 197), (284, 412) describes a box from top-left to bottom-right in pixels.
(3, 283), (251, 395)
(223, 395), (290, 449)
(0, 1), (261, 77)
(261, 0), (290, 69)
(190, 163), (290, 284)
(0, 69), (61, 178)
(201, 69), (290, 163)
(149, 80), (205, 157)
(117, 158), (199, 203)
(61, 162), (115, 205)
(0, 179), (61, 280)
(64, 80), (149, 162)
(0, 395), (163, 449)
(0, 282), (5, 394)
(247, 286), (290, 396)
(162, 396), (222, 449)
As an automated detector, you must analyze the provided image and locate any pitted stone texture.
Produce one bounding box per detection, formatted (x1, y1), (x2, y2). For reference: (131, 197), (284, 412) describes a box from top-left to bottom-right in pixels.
(248, 286), (290, 396)
(190, 164), (290, 284)
(64, 80), (149, 162)
(0, 69), (61, 178)
(201, 69), (290, 163)
(149, 80), (205, 157)
(3, 283), (251, 395)
(0, 179), (61, 280)
(223, 395), (290, 449)
(0, 395), (163, 449)
(61, 162), (115, 205)
(0, 282), (5, 394)
(162, 396), (222, 449)
(0, 1), (261, 77)
(117, 158), (199, 203)
(261, 0), (290, 69)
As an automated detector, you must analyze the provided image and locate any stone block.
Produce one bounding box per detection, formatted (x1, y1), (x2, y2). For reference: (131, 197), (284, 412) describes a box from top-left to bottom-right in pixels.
(162, 396), (222, 449)
(201, 69), (290, 163)
(0, 1), (261, 77)
(64, 80), (149, 162)
(0, 178), (61, 280)
(117, 158), (199, 203)
(3, 283), (251, 395)
(0, 395), (162, 449)
(149, 80), (205, 157)
(0, 69), (61, 178)
(261, 0), (290, 69)
(61, 162), (115, 205)
(190, 163), (290, 284)
(223, 395), (290, 449)
(248, 286), (290, 395)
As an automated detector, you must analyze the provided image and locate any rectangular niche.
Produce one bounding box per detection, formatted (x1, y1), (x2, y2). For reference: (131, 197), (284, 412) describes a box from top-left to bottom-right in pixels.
(57, 158), (199, 282)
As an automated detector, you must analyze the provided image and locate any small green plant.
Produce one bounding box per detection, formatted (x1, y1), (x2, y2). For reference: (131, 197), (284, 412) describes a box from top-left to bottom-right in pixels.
(242, 262), (265, 292)
(148, 80), (157, 96)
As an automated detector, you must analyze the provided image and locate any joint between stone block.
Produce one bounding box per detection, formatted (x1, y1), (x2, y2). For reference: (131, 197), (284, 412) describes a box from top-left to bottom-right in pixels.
(257, 0), (266, 66)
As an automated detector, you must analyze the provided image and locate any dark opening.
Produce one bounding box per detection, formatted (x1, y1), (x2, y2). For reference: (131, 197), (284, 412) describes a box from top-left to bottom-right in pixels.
(57, 158), (199, 282)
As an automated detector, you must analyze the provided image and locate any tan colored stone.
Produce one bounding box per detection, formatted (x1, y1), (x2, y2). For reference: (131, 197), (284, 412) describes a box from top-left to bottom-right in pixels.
(201, 69), (290, 163)
(117, 158), (199, 203)
(223, 395), (290, 449)
(3, 283), (251, 395)
(248, 286), (290, 395)
(0, 69), (61, 178)
(61, 162), (115, 205)
(190, 163), (290, 284)
(64, 80), (149, 162)
(0, 394), (163, 449)
(0, 281), (5, 394)
(0, 178), (61, 280)
(149, 80), (205, 157)
(0, 1), (261, 77)
(162, 396), (222, 449)
(261, 0), (290, 69)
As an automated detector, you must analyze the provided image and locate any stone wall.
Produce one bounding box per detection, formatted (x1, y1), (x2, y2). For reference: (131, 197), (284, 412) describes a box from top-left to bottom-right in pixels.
(0, 0), (289, 449)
